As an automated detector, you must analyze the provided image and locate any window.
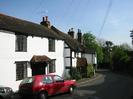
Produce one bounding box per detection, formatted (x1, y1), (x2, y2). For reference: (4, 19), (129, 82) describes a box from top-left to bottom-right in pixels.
(21, 77), (34, 84)
(48, 39), (55, 52)
(49, 59), (56, 73)
(43, 76), (53, 84)
(16, 61), (27, 81)
(15, 34), (27, 52)
(53, 75), (63, 82)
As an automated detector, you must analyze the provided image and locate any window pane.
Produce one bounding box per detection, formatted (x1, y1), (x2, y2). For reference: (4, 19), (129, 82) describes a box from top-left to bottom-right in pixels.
(16, 62), (27, 81)
(15, 35), (27, 52)
(49, 60), (56, 73)
(43, 76), (53, 84)
(21, 77), (33, 84)
(49, 39), (55, 52)
(53, 75), (63, 81)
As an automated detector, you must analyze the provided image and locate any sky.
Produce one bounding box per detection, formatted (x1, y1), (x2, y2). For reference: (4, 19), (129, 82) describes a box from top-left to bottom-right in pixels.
(0, 0), (133, 46)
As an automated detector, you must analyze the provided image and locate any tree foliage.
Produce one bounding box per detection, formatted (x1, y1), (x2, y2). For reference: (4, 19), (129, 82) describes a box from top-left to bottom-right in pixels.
(82, 32), (132, 73)
(83, 33), (97, 48)
(111, 45), (130, 71)
(83, 32), (104, 63)
(120, 43), (132, 51)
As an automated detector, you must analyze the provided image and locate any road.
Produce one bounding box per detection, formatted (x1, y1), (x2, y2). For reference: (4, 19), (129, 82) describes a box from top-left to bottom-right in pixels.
(50, 70), (133, 99)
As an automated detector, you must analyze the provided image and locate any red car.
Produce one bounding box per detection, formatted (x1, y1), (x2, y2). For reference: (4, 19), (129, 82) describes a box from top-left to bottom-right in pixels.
(18, 74), (76, 99)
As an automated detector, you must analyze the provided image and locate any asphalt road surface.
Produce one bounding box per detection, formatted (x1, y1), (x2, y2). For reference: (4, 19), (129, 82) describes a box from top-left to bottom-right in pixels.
(50, 70), (133, 99)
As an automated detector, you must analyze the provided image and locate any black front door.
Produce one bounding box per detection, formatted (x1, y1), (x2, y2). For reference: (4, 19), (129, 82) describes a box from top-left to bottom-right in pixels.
(31, 62), (47, 76)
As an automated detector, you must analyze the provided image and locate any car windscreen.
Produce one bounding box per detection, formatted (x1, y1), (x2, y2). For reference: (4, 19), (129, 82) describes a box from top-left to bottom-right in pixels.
(21, 77), (34, 84)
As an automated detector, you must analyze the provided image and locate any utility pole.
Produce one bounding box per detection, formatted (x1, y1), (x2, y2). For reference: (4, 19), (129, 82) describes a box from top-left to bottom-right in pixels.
(130, 30), (133, 45)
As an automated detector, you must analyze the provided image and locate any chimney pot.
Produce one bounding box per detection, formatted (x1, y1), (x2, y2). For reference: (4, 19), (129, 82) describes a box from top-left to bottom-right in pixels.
(45, 16), (48, 21)
(78, 29), (81, 33)
(68, 28), (74, 38)
(40, 16), (51, 28)
(77, 29), (82, 43)
(43, 17), (45, 22)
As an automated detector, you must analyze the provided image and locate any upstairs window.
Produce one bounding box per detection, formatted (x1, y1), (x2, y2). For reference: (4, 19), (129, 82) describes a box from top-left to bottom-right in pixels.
(48, 39), (55, 52)
(15, 34), (27, 52)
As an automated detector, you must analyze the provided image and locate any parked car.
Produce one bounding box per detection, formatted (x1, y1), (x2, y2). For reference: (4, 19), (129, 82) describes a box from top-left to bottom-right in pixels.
(0, 85), (13, 99)
(18, 74), (76, 99)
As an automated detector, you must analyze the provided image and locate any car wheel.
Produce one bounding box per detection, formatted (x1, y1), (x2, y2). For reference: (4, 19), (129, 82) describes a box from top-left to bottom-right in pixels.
(38, 92), (48, 99)
(69, 86), (74, 94)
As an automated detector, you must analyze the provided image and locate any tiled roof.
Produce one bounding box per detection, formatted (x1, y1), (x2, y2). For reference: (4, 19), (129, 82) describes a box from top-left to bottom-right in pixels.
(51, 26), (82, 51)
(0, 13), (62, 39)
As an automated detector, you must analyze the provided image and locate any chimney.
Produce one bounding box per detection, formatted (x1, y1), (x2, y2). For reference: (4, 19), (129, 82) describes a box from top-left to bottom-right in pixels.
(40, 16), (51, 28)
(68, 28), (74, 38)
(77, 29), (82, 43)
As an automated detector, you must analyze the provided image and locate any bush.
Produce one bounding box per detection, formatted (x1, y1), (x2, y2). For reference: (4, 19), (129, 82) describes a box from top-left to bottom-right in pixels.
(87, 64), (95, 77)
(69, 67), (82, 80)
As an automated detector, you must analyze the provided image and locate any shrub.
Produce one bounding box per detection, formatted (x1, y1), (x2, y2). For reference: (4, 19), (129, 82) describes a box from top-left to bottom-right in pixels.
(87, 64), (95, 77)
(69, 67), (82, 80)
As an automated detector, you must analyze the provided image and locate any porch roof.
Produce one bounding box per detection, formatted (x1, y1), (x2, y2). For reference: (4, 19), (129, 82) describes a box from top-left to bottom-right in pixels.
(30, 55), (51, 63)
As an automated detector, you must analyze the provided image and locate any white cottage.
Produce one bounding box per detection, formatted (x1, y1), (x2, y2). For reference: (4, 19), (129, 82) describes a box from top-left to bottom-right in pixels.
(0, 14), (65, 91)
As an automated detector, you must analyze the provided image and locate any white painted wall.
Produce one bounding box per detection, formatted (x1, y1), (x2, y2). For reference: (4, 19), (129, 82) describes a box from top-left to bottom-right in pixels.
(0, 30), (64, 91)
(54, 40), (64, 76)
(28, 37), (64, 77)
(83, 53), (97, 65)
(0, 30), (17, 91)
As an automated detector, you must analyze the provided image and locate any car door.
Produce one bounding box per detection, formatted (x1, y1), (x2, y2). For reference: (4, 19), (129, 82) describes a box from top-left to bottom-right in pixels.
(42, 76), (54, 95)
(53, 75), (65, 93)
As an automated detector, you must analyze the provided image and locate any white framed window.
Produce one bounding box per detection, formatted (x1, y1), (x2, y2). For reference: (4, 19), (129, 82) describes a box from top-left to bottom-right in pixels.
(48, 38), (55, 52)
(15, 34), (27, 52)
(49, 59), (56, 73)
(16, 61), (28, 81)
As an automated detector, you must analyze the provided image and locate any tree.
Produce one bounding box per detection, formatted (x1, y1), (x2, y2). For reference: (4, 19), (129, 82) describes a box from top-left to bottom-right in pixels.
(105, 41), (113, 68)
(120, 43), (132, 51)
(97, 39), (114, 68)
(83, 33), (97, 48)
(105, 41), (113, 48)
(111, 45), (130, 71)
(83, 32), (104, 64)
